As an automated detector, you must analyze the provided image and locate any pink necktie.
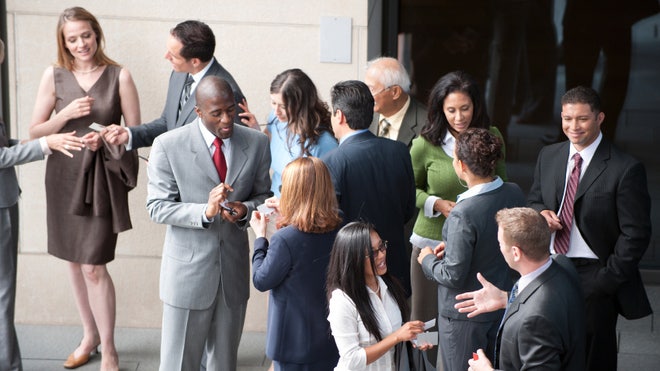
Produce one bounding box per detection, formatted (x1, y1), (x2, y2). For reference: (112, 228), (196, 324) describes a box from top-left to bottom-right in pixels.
(212, 137), (227, 182)
(554, 153), (582, 254)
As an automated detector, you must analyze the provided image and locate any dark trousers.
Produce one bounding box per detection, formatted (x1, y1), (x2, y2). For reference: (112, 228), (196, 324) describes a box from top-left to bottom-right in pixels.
(573, 260), (618, 371)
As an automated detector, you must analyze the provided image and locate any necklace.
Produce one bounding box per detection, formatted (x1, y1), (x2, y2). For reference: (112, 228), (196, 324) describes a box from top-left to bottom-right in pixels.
(73, 64), (100, 74)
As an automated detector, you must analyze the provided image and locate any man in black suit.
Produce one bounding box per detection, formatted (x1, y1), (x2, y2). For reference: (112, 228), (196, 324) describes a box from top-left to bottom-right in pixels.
(527, 86), (652, 371)
(457, 207), (585, 371)
(104, 20), (249, 149)
(365, 57), (427, 148)
(321, 80), (416, 295)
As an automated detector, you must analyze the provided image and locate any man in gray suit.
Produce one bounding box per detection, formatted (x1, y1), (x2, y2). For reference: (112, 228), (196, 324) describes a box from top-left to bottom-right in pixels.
(146, 76), (271, 370)
(104, 20), (249, 149)
(457, 207), (585, 371)
(365, 57), (427, 148)
(1, 39), (84, 371)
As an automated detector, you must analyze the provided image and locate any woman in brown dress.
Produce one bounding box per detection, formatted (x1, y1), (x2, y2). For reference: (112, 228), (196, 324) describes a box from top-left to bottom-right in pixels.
(28, 7), (140, 371)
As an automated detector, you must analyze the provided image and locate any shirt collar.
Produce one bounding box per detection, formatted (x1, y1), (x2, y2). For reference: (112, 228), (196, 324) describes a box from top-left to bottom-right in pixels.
(441, 130), (456, 158)
(339, 128), (370, 145)
(198, 119), (230, 149)
(456, 176), (503, 203)
(188, 57), (215, 94)
(518, 258), (552, 294)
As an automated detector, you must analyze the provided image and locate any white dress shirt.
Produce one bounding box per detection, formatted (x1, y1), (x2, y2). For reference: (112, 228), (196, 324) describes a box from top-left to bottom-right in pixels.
(550, 133), (602, 259)
(328, 276), (402, 371)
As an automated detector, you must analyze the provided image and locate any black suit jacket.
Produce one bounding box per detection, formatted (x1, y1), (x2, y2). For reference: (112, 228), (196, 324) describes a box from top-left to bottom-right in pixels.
(527, 138), (652, 319)
(496, 256), (586, 371)
(322, 131), (416, 293)
(369, 97), (427, 148)
(130, 58), (245, 149)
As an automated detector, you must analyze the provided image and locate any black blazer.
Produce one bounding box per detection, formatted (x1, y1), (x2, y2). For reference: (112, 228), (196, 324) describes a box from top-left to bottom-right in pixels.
(322, 131), (416, 294)
(528, 138), (652, 319)
(496, 256), (586, 370)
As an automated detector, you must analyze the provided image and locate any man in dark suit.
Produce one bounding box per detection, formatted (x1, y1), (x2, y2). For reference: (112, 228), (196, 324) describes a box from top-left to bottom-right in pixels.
(321, 80), (416, 295)
(365, 57), (427, 148)
(527, 86), (652, 371)
(457, 207), (585, 371)
(104, 20), (249, 149)
(146, 76), (271, 370)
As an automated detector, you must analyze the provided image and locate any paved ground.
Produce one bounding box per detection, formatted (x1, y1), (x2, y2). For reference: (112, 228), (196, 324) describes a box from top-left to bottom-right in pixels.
(16, 284), (659, 370)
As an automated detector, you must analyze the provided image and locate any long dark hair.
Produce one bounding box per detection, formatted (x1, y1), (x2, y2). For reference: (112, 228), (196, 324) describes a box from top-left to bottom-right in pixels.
(421, 70), (490, 146)
(270, 69), (333, 156)
(326, 222), (409, 341)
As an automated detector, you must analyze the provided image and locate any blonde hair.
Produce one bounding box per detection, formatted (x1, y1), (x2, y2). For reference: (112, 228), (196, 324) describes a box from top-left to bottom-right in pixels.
(278, 157), (341, 233)
(56, 7), (118, 70)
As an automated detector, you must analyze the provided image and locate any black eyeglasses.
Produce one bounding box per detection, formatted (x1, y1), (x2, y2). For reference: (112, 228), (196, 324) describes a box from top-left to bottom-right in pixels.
(367, 240), (388, 258)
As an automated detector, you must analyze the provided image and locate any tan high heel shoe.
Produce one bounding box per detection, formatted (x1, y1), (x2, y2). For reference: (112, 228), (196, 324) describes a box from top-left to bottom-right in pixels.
(63, 343), (100, 369)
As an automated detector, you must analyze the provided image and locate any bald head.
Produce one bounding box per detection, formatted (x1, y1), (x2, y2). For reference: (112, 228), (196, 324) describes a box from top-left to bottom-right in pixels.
(195, 75), (234, 106)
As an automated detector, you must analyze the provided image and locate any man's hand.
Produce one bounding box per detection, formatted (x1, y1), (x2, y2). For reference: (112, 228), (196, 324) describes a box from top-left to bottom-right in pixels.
(220, 201), (246, 223)
(468, 349), (494, 371)
(455, 273), (508, 318)
(540, 209), (562, 232)
(206, 183), (233, 219)
(103, 124), (130, 145)
(45, 131), (84, 157)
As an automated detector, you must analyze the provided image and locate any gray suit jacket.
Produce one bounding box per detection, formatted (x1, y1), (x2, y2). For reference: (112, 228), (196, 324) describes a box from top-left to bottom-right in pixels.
(130, 59), (246, 149)
(422, 182), (525, 323)
(146, 119), (271, 309)
(369, 97), (427, 147)
(496, 256), (586, 371)
(1, 121), (45, 207)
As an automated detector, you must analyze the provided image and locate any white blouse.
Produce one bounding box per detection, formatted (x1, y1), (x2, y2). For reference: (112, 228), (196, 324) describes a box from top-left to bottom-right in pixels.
(327, 276), (403, 371)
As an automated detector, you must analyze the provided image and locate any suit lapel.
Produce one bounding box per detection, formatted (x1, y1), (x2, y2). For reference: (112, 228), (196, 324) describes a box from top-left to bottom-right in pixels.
(553, 143), (571, 207)
(189, 119), (221, 184)
(397, 99), (420, 145)
(575, 140), (610, 200)
(225, 124), (247, 187)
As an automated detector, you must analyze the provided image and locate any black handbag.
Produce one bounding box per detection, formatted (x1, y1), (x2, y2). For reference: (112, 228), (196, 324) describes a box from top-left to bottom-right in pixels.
(394, 341), (437, 371)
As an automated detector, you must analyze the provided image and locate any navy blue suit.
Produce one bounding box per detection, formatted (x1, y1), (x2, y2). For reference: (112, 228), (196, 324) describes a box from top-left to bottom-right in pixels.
(252, 225), (340, 370)
(322, 131), (416, 294)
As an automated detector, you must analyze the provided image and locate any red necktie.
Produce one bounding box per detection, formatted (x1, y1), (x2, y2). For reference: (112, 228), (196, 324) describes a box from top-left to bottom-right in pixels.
(554, 153), (582, 254)
(212, 137), (227, 182)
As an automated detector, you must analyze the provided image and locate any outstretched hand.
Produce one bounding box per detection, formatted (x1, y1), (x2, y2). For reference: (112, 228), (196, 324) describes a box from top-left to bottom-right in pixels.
(45, 131), (84, 158)
(454, 273), (508, 318)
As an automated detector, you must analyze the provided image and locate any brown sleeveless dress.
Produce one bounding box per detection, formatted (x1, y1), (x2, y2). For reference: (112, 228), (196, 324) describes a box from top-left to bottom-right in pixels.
(46, 65), (137, 264)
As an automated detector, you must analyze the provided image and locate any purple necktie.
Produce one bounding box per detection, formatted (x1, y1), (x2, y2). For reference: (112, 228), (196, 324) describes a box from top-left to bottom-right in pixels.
(554, 153), (582, 254)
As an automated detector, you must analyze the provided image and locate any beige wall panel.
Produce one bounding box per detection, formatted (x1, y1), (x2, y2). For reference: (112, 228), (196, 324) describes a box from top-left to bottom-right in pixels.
(6, 0), (367, 331)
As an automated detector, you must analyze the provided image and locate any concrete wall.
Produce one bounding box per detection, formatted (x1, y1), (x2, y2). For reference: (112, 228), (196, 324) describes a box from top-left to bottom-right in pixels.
(5, 0), (368, 330)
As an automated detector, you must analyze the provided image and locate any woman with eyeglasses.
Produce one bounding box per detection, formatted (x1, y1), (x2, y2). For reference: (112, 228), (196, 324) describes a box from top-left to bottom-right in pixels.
(416, 128), (524, 371)
(327, 222), (431, 371)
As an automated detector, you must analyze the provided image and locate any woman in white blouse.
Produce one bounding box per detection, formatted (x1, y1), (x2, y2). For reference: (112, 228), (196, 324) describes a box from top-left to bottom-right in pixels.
(326, 222), (429, 371)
